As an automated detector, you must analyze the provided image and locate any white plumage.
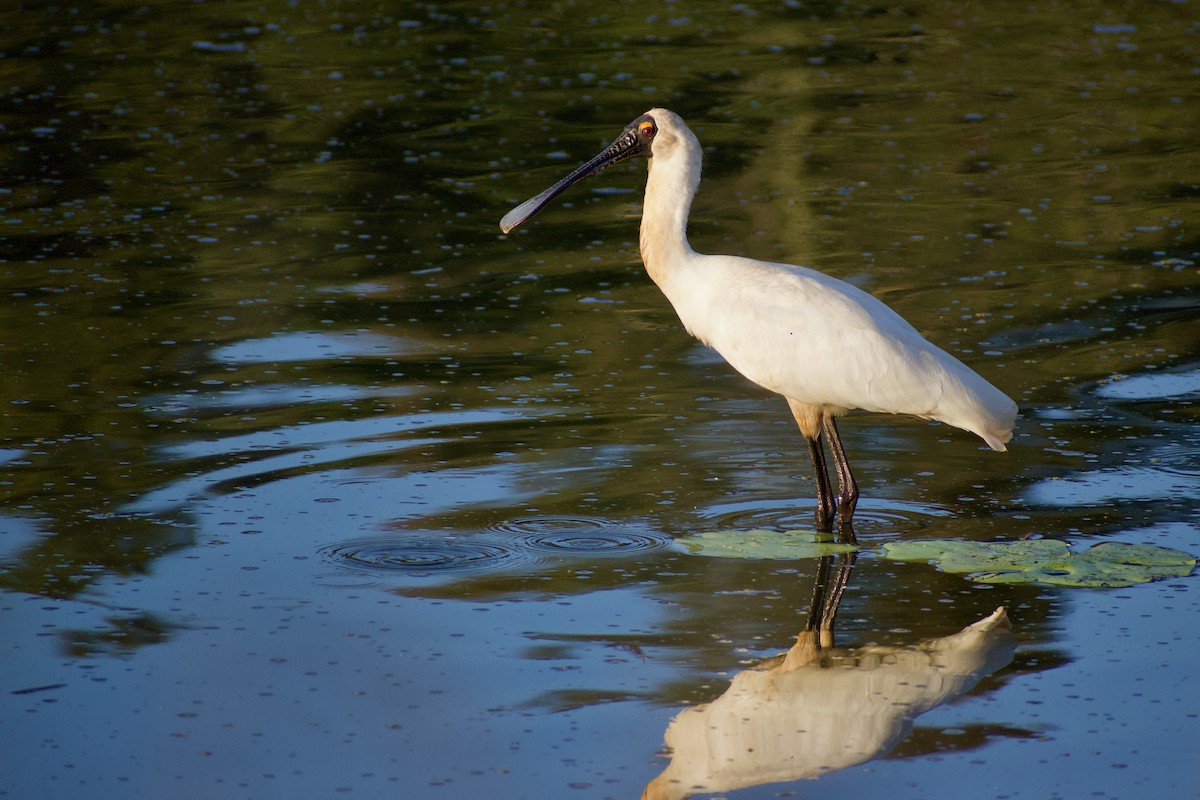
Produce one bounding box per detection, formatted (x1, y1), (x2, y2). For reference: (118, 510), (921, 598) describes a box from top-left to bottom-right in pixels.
(501, 107), (1017, 532)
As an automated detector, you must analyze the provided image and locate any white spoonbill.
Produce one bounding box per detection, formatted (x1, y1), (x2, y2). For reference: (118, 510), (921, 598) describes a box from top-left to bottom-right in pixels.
(500, 108), (1017, 531)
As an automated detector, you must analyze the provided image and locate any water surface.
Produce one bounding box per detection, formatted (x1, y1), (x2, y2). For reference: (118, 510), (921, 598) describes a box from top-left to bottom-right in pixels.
(2, 2), (1197, 799)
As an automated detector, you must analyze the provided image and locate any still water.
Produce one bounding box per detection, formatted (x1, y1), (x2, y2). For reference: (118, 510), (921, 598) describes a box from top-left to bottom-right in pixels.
(2, 2), (1197, 798)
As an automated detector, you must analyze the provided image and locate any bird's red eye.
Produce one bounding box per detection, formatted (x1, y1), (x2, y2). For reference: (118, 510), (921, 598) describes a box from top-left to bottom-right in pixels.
(639, 122), (656, 138)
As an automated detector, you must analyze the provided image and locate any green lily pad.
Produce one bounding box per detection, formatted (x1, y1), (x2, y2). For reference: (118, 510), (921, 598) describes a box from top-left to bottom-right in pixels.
(673, 529), (859, 560)
(882, 539), (1195, 588)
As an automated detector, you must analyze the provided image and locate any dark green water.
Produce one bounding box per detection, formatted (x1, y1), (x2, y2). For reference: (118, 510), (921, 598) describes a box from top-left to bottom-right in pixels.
(2, 2), (1197, 799)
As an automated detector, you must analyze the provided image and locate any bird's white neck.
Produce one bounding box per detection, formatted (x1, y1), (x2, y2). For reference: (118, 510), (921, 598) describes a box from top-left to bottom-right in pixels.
(639, 131), (702, 289)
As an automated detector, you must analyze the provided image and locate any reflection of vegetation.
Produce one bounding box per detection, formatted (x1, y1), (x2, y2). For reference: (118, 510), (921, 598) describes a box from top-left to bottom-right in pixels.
(0, 516), (192, 598)
(0, 0), (1196, 612)
(518, 687), (646, 714)
(60, 612), (179, 658)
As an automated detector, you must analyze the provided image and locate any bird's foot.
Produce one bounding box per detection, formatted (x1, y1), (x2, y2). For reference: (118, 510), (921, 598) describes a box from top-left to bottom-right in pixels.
(832, 494), (857, 539)
(814, 503), (837, 534)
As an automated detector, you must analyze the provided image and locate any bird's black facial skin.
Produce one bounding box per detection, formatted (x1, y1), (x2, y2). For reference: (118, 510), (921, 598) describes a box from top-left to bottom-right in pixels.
(630, 114), (658, 149)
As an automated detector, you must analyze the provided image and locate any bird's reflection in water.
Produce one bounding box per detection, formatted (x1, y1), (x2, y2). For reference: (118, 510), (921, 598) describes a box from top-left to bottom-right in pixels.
(642, 553), (1015, 800)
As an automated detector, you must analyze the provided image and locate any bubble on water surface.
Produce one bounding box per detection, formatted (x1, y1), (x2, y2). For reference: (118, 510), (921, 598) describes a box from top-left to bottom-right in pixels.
(490, 516), (672, 556)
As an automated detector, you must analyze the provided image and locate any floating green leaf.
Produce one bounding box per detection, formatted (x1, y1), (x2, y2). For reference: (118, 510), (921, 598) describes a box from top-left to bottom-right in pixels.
(674, 529), (859, 560)
(882, 539), (1195, 588)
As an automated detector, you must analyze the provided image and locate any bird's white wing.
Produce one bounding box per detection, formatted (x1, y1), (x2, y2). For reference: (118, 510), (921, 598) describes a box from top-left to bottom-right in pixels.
(666, 255), (1016, 448)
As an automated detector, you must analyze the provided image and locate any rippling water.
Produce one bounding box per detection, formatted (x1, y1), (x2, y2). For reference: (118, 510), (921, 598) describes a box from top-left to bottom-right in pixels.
(1, 2), (1197, 799)
(490, 515), (673, 553)
(318, 518), (672, 584)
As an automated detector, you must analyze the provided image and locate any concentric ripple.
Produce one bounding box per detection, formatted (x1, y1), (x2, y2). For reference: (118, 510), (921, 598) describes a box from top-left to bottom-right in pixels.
(489, 515), (672, 556)
(320, 534), (534, 577)
(320, 520), (672, 585)
(702, 499), (950, 537)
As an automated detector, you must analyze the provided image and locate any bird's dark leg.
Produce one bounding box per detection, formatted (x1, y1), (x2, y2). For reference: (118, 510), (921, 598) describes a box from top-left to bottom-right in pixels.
(822, 416), (859, 527)
(806, 435), (836, 532)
